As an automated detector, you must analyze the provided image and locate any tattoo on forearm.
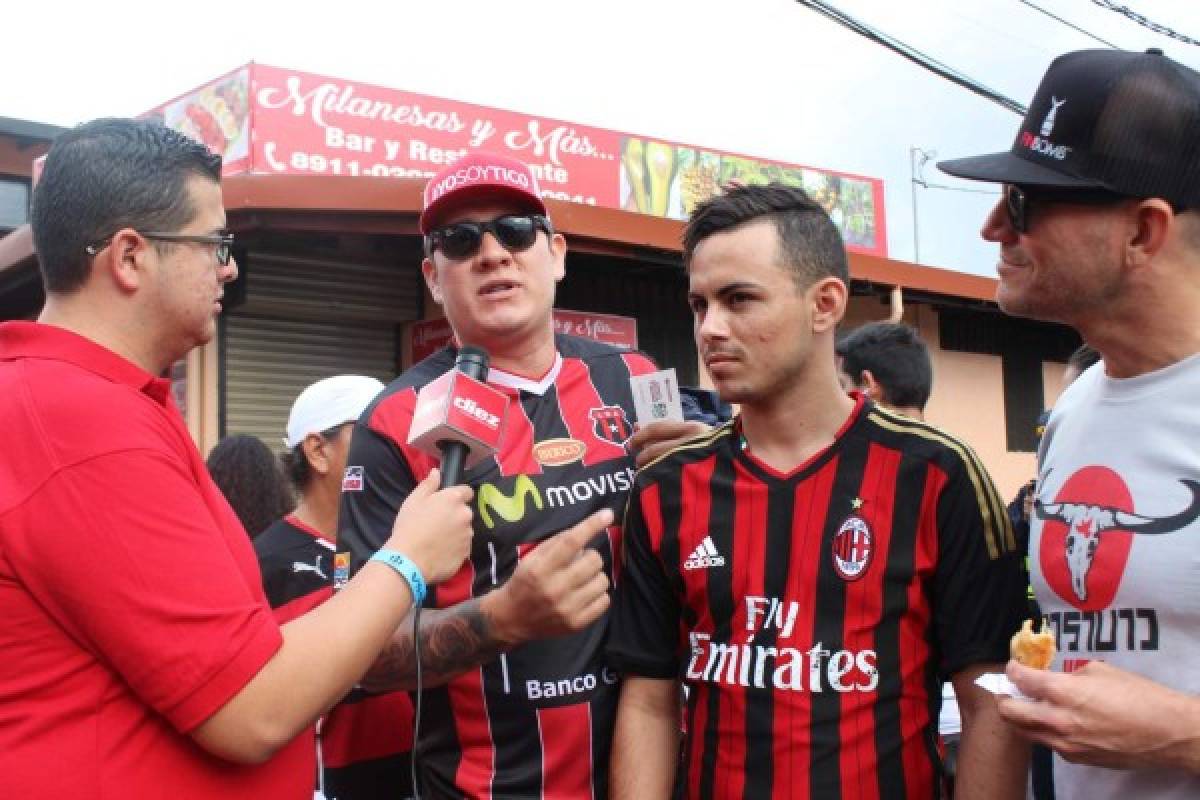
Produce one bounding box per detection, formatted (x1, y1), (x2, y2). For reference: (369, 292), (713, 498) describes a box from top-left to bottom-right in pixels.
(362, 599), (506, 691)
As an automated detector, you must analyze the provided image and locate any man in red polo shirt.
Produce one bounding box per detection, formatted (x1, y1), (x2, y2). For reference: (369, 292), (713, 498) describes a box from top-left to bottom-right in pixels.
(0, 118), (606, 798)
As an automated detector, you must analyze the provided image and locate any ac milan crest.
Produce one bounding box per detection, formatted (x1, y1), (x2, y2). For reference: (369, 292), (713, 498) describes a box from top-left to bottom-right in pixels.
(590, 405), (633, 446)
(832, 516), (873, 581)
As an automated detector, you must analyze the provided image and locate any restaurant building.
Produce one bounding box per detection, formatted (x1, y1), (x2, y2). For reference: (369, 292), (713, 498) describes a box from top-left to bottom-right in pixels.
(0, 66), (1077, 496)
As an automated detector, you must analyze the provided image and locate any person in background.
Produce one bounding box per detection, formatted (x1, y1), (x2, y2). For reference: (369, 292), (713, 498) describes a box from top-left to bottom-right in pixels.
(258, 375), (385, 621)
(608, 183), (1029, 800)
(1006, 344), (1101, 800)
(678, 384), (733, 427)
(0, 116), (481, 798)
(837, 319), (969, 796)
(940, 47), (1200, 799)
(207, 433), (294, 539)
(1009, 344), (1101, 560)
(255, 374), (417, 800)
(836, 320), (933, 420)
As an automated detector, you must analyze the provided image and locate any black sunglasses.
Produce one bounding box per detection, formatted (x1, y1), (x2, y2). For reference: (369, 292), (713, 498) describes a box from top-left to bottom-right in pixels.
(1003, 184), (1141, 233)
(426, 214), (552, 261)
(86, 231), (235, 266)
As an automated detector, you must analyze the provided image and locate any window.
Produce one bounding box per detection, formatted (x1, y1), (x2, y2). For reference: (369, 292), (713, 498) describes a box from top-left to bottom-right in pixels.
(0, 177), (30, 230)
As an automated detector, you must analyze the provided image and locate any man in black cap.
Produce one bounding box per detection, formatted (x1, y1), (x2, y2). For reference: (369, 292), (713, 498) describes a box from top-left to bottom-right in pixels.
(940, 49), (1200, 799)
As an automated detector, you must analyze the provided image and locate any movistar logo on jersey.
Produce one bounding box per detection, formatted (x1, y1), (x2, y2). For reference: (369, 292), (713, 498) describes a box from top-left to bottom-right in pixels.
(477, 475), (544, 529)
(475, 466), (636, 529)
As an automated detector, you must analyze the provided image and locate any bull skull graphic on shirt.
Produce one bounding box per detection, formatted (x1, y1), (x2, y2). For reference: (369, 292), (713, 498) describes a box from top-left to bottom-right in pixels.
(1036, 476), (1200, 602)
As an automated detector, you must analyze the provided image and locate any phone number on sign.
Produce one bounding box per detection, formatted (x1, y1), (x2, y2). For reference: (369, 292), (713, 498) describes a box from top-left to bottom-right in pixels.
(268, 146), (600, 204)
(284, 150), (432, 178)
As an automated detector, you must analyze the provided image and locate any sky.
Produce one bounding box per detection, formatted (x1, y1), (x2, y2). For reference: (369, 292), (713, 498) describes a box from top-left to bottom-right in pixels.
(5, 0), (1200, 277)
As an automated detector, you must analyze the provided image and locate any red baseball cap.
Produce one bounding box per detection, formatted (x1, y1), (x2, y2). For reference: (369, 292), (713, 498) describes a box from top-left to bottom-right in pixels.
(419, 152), (547, 234)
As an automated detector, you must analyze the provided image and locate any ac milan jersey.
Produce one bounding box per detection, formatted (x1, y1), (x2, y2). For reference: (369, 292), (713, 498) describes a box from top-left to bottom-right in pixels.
(338, 335), (656, 799)
(609, 398), (1027, 800)
(254, 516), (415, 799)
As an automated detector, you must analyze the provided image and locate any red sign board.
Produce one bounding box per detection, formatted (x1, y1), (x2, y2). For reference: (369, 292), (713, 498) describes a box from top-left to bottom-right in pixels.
(410, 310), (638, 364)
(146, 64), (886, 256)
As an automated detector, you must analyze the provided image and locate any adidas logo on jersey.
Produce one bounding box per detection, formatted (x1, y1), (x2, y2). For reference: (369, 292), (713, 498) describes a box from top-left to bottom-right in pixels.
(684, 536), (726, 570)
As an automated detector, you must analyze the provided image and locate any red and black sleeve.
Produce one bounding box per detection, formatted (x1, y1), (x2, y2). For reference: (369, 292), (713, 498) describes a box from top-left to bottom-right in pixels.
(607, 474), (683, 679)
(932, 446), (1028, 676)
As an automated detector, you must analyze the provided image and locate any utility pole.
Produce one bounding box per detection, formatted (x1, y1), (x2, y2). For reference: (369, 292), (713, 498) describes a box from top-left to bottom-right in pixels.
(909, 146), (935, 264)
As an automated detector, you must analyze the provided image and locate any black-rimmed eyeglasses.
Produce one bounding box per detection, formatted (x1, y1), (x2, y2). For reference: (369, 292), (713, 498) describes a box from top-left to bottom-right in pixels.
(426, 214), (552, 261)
(85, 231), (235, 266)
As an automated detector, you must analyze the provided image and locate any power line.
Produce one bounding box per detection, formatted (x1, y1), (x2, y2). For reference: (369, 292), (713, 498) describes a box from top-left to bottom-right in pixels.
(794, 0), (1027, 116)
(919, 181), (1001, 194)
(1090, 0), (1200, 47)
(1018, 0), (1119, 48)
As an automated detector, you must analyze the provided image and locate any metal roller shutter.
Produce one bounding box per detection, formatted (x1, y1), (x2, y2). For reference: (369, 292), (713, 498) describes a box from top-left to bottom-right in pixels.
(238, 251), (421, 323)
(223, 314), (398, 452)
(221, 249), (421, 450)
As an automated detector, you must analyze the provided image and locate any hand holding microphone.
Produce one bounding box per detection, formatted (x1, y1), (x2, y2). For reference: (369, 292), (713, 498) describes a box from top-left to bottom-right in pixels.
(408, 347), (508, 489)
(384, 469), (475, 586)
(403, 346), (614, 644)
(386, 347), (508, 590)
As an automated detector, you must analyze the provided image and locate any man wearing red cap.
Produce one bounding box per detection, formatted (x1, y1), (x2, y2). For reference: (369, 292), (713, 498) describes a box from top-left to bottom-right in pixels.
(337, 152), (701, 798)
(941, 48), (1200, 799)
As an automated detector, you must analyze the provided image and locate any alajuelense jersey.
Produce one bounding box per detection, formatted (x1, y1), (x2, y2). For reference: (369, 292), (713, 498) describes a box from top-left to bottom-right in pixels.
(338, 335), (655, 799)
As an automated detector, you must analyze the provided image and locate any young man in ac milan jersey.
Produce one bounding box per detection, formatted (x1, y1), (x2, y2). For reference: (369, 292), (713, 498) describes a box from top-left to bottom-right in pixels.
(608, 184), (1030, 800)
(336, 152), (702, 799)
(255, 374), (418, 800)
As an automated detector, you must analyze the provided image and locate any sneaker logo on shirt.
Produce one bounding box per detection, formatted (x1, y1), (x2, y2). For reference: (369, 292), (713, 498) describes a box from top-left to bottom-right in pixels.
(292, 556), (327, 580)
(684, 536), (726, 570)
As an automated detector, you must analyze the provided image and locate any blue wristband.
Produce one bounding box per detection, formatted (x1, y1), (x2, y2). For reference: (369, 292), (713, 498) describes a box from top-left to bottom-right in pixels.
(369, 549), (427, 606)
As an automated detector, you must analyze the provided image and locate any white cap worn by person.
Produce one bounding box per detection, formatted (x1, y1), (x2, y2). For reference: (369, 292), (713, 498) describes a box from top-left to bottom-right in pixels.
(283, 375), (385, 449)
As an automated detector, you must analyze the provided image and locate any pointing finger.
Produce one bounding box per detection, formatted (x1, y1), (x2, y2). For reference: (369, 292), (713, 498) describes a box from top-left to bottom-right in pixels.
(541, 509), (614, 564)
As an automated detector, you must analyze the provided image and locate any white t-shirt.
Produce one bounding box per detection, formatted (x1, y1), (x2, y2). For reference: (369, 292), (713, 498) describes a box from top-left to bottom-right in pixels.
(1030, 355), (1200, 800)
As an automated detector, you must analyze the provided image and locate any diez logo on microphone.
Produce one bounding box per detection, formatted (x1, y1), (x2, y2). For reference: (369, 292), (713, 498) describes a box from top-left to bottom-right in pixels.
(408, 369), (509, 470)
(453, 396), (501, 429)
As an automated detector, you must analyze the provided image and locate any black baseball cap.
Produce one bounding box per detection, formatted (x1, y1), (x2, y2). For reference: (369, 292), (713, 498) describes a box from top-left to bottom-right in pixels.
(938, 48), (1200, 208)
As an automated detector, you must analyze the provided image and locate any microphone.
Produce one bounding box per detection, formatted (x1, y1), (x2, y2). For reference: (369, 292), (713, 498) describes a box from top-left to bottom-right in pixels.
(407, 346), (508, 488)
(437, 347), (490, 488)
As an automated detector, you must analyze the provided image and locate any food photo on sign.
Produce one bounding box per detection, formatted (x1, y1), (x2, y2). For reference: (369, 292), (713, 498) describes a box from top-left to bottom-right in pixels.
(160, 68), (251, 166)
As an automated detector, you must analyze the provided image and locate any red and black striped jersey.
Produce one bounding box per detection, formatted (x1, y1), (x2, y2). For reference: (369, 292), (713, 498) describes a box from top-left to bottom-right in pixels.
(608, 398), (1027, 800)
(338, 335), (656, 799)
(255, 515), (333, 623)
(254, 516), (415, 799)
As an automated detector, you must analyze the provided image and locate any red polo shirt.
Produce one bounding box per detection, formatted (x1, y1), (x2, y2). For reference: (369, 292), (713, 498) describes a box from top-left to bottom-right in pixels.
(0, 321), (312, 798)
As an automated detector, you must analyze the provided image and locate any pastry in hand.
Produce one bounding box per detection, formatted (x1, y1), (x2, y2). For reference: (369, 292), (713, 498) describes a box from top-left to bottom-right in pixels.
(1009, 619), (1055, 670)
